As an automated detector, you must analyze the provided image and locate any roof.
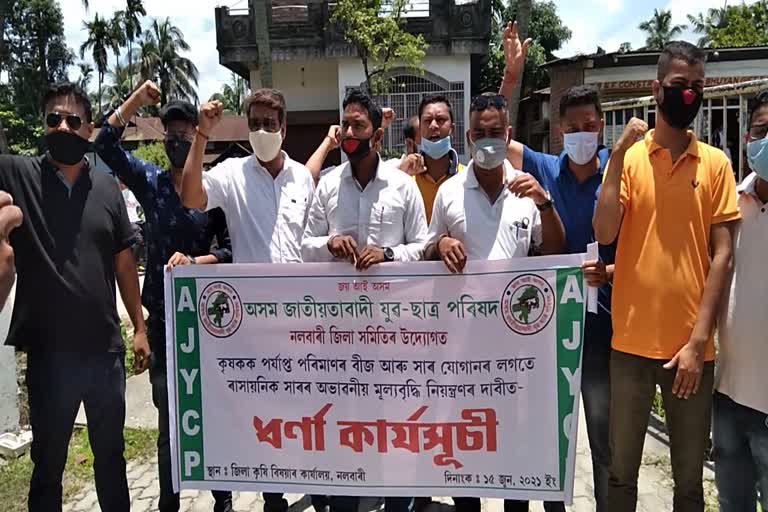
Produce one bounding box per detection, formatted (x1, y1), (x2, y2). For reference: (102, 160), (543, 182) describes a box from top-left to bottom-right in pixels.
(544, 45), (768, 69)
(90, 115), (249, 143)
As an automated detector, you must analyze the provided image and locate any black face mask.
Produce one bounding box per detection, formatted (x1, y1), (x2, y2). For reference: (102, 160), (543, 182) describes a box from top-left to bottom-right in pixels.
(44, 130), (91, 166)
(341, 137), (373, 163)
(164, 139), (192, 169)
(658, 85), (703, 130)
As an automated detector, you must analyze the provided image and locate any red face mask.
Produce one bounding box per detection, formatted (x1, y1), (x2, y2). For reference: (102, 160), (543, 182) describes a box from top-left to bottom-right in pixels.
(341, 137), (372, 162)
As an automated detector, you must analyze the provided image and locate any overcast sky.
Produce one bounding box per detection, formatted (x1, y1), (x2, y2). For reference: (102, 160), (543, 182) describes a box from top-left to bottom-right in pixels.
(60, 0), (757, 102)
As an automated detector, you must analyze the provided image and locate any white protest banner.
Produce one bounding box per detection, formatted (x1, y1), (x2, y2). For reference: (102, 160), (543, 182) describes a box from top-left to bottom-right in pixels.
(165, 255), (587, 503)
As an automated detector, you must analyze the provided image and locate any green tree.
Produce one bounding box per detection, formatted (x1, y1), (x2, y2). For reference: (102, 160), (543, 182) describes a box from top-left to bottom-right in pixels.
(688, 2), (768, 47)
(77, 62), (94, 91)
(0, 85), (43, 156)
(121, 0), (146, 91)
(638, 8), (687, 50)
(132, 141), (170, 169)
(478, 1), (571, 96)
(134, 18), (199, 104)
(81, 13), (121, 116)
(330, 0), (427, 94)
(4, 0), (74, 118)
(210, 73), (249, 115)
(105, 60), (138, 109)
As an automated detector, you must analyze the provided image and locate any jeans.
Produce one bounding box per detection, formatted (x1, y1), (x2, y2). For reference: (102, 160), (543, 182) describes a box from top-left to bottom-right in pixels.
(150, 364), (232, 512)
(713, 391), (768, 512)
(608, 350), (714, 512)
(26, 350), (129, 512)
(329, 496), (413, 512)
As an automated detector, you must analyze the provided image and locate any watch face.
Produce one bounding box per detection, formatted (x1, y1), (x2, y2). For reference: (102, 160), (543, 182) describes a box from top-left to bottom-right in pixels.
(384, 248), (395, 261)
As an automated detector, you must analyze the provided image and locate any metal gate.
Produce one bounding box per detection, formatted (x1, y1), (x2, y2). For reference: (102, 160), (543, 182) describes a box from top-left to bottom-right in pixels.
(347, 71), (466, 158)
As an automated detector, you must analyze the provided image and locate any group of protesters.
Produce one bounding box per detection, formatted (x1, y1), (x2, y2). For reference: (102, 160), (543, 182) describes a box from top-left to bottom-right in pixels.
(0, 16), (766, 512)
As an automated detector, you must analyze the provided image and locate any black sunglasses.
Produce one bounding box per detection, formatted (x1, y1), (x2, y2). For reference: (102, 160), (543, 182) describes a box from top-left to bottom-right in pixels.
(471, 94), (507, 111)
(46, 111), (83, 131)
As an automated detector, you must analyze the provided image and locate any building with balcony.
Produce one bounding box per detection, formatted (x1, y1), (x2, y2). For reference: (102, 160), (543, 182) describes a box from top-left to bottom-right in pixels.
(215, 0), (493, 165)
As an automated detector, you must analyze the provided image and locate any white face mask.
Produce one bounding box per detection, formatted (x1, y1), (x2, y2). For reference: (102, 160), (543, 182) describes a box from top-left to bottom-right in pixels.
(562, 131), (599, 166)
(249, 129), (283, 162)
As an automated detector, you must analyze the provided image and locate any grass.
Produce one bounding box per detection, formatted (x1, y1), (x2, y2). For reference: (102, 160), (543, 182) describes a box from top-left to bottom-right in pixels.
(122, 321), (136, 377)
(0, 427), (157, 512)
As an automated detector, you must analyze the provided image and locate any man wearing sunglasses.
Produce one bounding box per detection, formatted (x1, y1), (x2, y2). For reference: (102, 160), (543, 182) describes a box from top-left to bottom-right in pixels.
(0, 82), (149, 511)
(712, 90), (768, 512)
(425, 92), (564, 512)
(181, 89), (314, 512)
(95, 80), (234, 512)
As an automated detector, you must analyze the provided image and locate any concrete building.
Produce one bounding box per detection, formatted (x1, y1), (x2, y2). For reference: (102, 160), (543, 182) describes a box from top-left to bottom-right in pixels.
(534, 46), (768, 158)
(214, 0), (493, 165)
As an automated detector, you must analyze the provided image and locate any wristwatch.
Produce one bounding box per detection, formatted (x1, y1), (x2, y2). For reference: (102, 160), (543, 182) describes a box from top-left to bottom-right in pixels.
(187, 255), (197, 265)
(383, 247), (395, 262)
(536, 191), (554, 212)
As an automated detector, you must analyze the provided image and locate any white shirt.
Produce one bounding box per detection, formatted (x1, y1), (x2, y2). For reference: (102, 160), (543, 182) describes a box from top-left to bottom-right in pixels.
(428, 160), (542, 259)
(301, 158), (428, 262)
(716, 172), (768, 414)
(203, 152), (315, 263)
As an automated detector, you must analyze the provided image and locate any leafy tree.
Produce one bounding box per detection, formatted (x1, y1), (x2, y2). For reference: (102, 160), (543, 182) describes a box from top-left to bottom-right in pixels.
(77, 62), (94, 91)
(638, 8), (687, 50)
(688, 1), (768, 47)
(122, 0), (146, 91)
(105, 60), (138, 109)
(132, 141), (170, 169)
(134, 19), (199, 104)
(210, 73), (249, 115)
(4, 0), (74, 118)
(0, 86), (43, 156)
(81, 13), (121, 116)
(478, 0), (571, 96)
(330, 0), (427, 94)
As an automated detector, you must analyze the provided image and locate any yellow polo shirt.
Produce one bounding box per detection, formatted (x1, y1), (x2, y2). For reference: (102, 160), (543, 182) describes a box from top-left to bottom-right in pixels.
(611, 130), (740, 361)
(415, 150), (464, 222)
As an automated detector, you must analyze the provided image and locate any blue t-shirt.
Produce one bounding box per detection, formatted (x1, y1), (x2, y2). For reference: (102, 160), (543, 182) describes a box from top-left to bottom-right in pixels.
(522, 145), (614, 350)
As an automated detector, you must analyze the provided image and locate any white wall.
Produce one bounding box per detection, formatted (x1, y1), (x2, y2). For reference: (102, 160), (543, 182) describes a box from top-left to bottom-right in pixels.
(251, 60), (339, 112)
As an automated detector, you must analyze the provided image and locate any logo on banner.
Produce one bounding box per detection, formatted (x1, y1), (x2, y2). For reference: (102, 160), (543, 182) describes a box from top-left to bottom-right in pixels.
(199, 281), (243, 338)
(501, 274), (555, 335)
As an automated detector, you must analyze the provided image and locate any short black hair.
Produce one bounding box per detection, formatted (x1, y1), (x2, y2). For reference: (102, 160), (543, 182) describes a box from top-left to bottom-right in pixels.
(657, 41), (707, 81)
(559, 85), (602, 119)
(403, 115), (419, 140)
(749, 90), (768, 125)
(42, 82), (92, 123)
(343, 88), (382, 130)
(418, 94), (454, 123)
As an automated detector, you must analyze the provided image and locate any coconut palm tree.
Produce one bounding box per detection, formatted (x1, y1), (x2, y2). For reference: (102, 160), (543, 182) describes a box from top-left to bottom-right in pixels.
(77, 62), (94, 91)
(209, 73), (249, 114)
(134, 18), (199, 104)
(122, 0), (146, 91)
(80, 13), (121, 115)
(687, 6), (729, 47)
(104, 60), (138, 109)
(638, 9), (687, 50)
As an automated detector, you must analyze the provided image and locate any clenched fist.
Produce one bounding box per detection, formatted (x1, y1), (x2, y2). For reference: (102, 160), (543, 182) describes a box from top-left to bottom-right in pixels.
(615, 117), (648, 153)
(198, 101), (224, 137)
(133, 80), (161, 107)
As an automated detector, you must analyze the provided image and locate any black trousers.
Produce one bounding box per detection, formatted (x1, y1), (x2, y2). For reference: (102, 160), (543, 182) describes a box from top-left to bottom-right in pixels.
(150, 364), (233, 512)
(26, 351), (130, 512)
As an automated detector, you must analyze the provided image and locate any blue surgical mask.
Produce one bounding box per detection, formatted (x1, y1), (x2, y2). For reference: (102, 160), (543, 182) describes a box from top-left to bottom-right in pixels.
(747, 138), (768, 180)
(471, 138), (507, 170)
(420, 136), (451, 160)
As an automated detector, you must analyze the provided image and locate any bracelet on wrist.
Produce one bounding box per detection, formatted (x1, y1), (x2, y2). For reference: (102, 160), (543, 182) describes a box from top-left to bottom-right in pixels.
(196, 130), (210, 141)
(115, 107), (127, 127)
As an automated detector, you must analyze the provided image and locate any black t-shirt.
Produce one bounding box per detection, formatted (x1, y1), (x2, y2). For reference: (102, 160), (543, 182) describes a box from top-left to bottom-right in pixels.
(0, 155), (133, 352)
